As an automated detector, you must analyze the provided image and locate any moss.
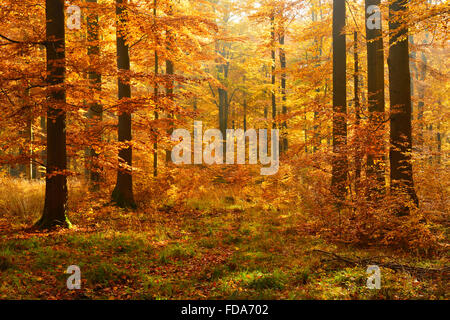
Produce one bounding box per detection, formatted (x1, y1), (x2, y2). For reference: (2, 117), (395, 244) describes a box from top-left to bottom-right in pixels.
(34, 214), (72, 230)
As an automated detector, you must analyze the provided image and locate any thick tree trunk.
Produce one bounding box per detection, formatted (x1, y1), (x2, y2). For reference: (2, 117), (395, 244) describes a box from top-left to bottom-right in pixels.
(86, 0), (103, 191)
(331, 0), (348, 201)
(112, 0), (135, 208)
(388, 0), (419, 214)
(271, 14), (276, 130)
(36, 0), (70, 229)
(366, 0), (386, 197)
(279, 30), (288, 152)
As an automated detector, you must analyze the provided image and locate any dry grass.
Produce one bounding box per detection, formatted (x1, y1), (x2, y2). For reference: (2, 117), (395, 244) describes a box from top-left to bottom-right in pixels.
(0, 176), (87, 226)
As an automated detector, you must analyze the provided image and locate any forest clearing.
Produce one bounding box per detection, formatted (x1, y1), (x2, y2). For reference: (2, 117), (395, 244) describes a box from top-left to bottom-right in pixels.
(0, 177), (447, 299)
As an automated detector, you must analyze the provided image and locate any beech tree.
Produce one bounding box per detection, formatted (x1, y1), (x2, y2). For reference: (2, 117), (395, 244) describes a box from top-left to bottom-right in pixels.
(86, 0), (103, 190)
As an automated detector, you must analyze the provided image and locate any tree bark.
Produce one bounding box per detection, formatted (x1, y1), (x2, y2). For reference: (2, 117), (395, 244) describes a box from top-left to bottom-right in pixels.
(271, 14), (276, 130)
(165, 29), (174, 164)
(366, 0), (386, 197)
(153, 0), (158, 177)
(112, 0), (136, 208)
(36, 0), (70, 229)
(354, 31), (362, 193)
(388, 0), (419, 214)
(417, 45), (427, 148)
(279, 29), (288, 152)
(86, 0), (103, 191)
(332, 0), (348, 201)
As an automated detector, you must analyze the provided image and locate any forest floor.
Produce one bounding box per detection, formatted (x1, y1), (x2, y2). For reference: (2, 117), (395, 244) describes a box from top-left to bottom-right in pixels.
(0, 190), (448, 300)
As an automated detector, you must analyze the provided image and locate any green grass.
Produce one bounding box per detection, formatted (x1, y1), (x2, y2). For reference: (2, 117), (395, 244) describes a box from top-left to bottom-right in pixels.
(0, 197), (447, 300)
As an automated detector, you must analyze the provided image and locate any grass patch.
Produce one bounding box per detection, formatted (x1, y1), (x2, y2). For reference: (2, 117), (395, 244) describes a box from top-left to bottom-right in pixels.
(158, 243), (195, 264)
(245, 271), (286, 290)
(85, 262), (130, 286)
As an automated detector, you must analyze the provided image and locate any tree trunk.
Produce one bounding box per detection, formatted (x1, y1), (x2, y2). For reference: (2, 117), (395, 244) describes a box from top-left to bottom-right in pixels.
(417, 46), (427, 148)
(365, 0), (386, 197)
(153, 50), (158, 177)
(271, 14), (276, 130)
(112, 0), (136, 208)
(39, 116), (46, 179)
(166, 7), (175, 164)
(218, 88), (228, 138)
(153, 0), (159, 176)
(36, 0), (70, 229)
(279, 29), (288, 152)
(165, 55), (174, 163)
(354, 31), (362, 193)
(388, 0), (419, 214)
(24, 90), (34, 180)
(243, 99), (247, 132)
(312, 1), (323, 154)
(331, 0), (348, 201)
(86, 0), (103, 191)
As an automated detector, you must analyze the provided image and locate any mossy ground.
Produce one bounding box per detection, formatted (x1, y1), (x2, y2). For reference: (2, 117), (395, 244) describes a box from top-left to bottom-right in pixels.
(0, 197), (447, 300)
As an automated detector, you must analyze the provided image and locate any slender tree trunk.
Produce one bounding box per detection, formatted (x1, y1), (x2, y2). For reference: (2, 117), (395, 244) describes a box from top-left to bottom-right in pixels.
(243, 99), (247, 132)
(153, 50), (158, 177)
(153, 0), (159, 176)
(86, 0), (103, 191)
(165, 51), (174, 163)
(436, 98), (442, 164)
(218, 88), (228, 137)
(436, 123), (441, 164)
(331, 0), (348, 201)
(24, 89), (34, 180)
(417, 46), (427, 147)
(354, 31), (362, 193)
(166, 7), (175, 164)
(216, 44), (229, 147)
(112, 0), (135, 208)
(409, 35), (418, 109)
(36, 0), (70, 229)
(279, 29), (288, 152)
(25, 114), (33, 180)
(39, 116), (46, 179)
(271, 14), (276, 130)
(242, 75), (247, 132)
(312, 1), (323, 154)
(388, 0), (419, 214)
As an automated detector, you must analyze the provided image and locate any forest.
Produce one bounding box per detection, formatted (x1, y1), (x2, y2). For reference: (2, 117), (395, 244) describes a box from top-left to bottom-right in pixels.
(0, 0), (448, 300)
